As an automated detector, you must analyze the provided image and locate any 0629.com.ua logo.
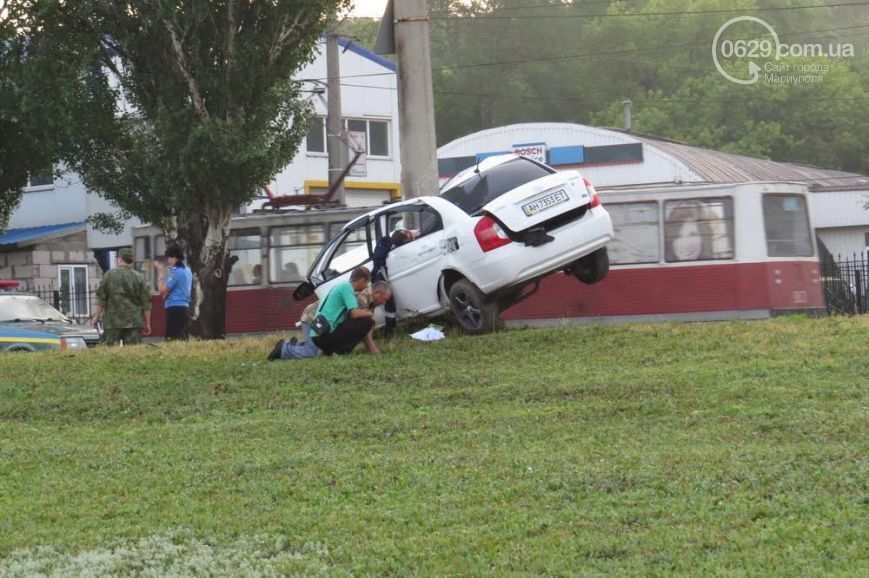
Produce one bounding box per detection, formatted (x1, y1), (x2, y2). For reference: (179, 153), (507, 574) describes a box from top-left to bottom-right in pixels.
(712, 16), (855, 85)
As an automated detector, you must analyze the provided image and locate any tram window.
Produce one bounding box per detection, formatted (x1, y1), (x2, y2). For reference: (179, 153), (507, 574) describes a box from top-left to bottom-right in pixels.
(269, 225), (325, 283)
(664, 198), (734, 262)
(607, 202), (660, 264)
(228, 230), (263, 286)
(762, 195), (813, 257)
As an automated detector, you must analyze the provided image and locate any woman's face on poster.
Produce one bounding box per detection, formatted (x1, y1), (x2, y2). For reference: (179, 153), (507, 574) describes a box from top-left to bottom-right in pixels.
(672, 221), (703, 260)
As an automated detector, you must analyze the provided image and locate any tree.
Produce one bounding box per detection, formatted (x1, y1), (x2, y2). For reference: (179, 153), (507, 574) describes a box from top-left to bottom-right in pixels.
(0, 1), (58, 231)
(18, 0), (350, 338)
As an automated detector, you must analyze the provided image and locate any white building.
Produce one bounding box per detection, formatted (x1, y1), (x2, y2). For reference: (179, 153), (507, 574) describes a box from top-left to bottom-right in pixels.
(437, 123), (869, 259)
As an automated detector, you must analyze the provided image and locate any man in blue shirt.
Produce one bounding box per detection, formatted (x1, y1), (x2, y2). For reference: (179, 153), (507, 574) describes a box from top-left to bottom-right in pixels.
(269, 270), (392, 360)
(156, 244), (193, 340)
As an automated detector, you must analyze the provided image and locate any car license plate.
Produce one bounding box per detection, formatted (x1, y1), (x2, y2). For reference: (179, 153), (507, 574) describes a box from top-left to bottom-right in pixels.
(521, 190), (569, 217)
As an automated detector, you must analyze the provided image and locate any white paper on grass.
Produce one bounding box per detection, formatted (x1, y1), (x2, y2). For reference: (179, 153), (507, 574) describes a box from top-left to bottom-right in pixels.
(409, 326), (445, 341)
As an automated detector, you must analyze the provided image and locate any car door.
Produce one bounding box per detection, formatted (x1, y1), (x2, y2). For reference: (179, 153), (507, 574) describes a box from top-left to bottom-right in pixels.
(382, 203), (448, 317)
(307, 216), (375, 300)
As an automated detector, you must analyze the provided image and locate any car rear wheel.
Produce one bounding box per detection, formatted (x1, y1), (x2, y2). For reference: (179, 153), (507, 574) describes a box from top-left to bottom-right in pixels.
(572, 247), (609, 285)
(448, 279), (501, 334)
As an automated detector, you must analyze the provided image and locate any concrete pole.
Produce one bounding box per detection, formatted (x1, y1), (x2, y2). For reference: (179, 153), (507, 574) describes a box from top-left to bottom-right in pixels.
(394, 0), (438, 200)
(622, 100), (632, 131)
(326, 29), (347, 205)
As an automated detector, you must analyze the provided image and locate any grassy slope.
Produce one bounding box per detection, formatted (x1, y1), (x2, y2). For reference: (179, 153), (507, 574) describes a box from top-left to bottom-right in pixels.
(0, 317), (866, 575)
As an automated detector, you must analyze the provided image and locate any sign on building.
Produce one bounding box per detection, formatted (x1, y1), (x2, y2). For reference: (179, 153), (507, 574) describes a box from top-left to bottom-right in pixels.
(348, 131), (367, 177)
(512, 142), (547, 164)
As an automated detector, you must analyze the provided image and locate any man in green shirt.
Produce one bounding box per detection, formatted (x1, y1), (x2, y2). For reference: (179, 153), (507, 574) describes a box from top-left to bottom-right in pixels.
(269, 270), (392, 360)
(91, 248), (152, 345)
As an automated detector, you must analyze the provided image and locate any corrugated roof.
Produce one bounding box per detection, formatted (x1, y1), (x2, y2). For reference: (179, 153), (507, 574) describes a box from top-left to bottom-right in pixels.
(624, 131), (869, 190)
(0, 221), (87, 247)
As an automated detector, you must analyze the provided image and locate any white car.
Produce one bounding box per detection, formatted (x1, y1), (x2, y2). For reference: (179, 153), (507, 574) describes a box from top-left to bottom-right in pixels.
(294, 154), (614, 333)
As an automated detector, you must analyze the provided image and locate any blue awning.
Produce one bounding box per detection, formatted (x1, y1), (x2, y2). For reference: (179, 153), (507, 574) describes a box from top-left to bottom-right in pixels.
(0, 222), (87, 247)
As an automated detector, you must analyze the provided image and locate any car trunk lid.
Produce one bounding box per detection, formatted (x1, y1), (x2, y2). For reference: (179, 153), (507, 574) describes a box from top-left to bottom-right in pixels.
(481, 170), (591, 232)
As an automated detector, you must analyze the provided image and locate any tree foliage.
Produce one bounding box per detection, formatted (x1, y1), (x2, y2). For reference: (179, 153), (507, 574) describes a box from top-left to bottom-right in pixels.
(14, 0), (350, 337)
(0, 2), (57, 231)
(425, 0), (869, 174)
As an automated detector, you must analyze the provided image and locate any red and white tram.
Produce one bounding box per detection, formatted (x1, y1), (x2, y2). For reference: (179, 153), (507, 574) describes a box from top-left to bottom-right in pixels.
(133, 180), (823, 336)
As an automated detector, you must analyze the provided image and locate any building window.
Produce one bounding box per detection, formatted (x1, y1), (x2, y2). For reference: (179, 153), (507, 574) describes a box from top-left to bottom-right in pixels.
(268, 224), (325, 283)
(133, 236), (155, 289)
(345, 118), (390, 157)
(307, 116), (390, 157)
(664, 198), (734, 262)
(26, 171), (54, 188)
(762, 195), (813, 257)
(228, 230), (263, 286)
(58, 265), (89, 318)
(306, 116), (326, 153)
(607, 202), (660, 264)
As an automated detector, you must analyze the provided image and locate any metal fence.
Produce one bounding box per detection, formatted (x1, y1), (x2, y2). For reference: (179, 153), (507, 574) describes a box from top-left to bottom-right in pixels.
(821, 253), (868, 315)
(16, 285), (96, 324)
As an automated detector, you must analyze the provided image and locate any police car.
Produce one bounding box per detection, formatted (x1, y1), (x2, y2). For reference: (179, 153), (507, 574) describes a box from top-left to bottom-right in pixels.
(0, 281), (100, 352)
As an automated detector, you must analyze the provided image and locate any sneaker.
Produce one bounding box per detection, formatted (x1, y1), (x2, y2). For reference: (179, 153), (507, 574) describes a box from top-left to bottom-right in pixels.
(267, 339), (285, 361)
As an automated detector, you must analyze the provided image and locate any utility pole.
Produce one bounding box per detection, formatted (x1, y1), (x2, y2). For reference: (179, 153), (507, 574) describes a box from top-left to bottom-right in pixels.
(326, 28), (347, 206)
(392, 0), (438, 200)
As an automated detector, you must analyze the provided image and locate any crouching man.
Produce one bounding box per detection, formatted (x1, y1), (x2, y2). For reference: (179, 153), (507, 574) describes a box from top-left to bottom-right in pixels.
(269, 278), (392, 361)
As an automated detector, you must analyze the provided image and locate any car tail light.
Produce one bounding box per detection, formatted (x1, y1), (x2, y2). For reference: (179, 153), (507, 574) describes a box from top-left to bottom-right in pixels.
(584, 177), (601, 208)
(474, 215), (512, 252)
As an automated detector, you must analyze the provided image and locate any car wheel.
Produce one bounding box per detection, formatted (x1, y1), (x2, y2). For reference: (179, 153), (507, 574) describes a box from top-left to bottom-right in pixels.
(572, 247), (610, 285)
(448, 279), (501, 335)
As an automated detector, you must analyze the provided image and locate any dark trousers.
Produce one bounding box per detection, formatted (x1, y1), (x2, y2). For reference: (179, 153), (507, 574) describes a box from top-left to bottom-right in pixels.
(165, 306), (190, 341)
(313, 317), (374, 355)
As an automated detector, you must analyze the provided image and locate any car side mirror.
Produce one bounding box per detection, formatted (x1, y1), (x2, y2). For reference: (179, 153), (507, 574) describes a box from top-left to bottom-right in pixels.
(293, 281), (315, 301)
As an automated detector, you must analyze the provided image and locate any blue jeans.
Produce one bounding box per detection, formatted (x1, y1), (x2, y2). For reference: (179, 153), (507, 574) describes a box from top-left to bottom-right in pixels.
(280, 322), (320, 359)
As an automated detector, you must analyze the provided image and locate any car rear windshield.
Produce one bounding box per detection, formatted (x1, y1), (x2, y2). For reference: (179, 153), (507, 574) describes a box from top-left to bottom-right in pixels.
(440, 157), (555, 214)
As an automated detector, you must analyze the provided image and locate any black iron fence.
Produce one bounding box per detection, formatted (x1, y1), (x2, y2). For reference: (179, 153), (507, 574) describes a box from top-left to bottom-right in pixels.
(821, 253), (868, 315)
(16, 285), (96, 324)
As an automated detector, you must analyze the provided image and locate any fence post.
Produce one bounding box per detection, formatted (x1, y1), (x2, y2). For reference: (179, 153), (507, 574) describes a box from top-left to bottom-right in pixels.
(856, 270), (863, 315)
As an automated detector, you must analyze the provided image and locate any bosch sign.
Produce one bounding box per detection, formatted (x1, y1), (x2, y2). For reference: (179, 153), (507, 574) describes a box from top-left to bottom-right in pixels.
(512, 142), (547, 163)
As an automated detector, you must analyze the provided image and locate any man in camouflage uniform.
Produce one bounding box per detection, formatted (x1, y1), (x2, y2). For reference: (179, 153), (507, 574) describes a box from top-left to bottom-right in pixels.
(91, 248), (152, 345)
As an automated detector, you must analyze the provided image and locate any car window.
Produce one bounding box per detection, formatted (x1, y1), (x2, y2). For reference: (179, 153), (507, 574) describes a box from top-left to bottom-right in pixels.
(315, 221), (374, 282)
(440, 157), (555, 215)
(0, 295), (70, 323)
(386, 206), (444, 247)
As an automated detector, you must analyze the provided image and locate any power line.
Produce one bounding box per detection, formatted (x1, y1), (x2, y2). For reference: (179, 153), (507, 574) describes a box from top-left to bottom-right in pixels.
(438, 23), (869, 71)
(296, 22), (869, 83)
(434, 90), (869, 103)
(429, 0), (642, 13)
(429, 1), (869, 20)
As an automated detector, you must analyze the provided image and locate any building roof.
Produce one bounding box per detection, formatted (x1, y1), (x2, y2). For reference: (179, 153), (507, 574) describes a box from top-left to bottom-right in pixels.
(337, 36), (396, 72)
(0, 221), (87, 248)
(612, 130), (869, 191)
(438, 122), (869, 191)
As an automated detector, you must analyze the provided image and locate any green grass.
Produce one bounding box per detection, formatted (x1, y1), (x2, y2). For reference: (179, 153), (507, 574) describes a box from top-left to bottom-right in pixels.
(0, 316), (866, 576)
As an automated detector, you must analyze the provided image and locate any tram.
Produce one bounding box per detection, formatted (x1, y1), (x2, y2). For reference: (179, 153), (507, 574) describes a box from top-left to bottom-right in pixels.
(133, 180), (823, 336)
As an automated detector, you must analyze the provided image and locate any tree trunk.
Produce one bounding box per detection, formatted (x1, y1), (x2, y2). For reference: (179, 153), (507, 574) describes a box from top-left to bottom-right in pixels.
(178, 203), (234, 340)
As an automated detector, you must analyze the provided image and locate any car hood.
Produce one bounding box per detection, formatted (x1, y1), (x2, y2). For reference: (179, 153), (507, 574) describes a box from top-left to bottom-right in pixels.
(482, 170), (591, 232)
(0, 321), (100, 342)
